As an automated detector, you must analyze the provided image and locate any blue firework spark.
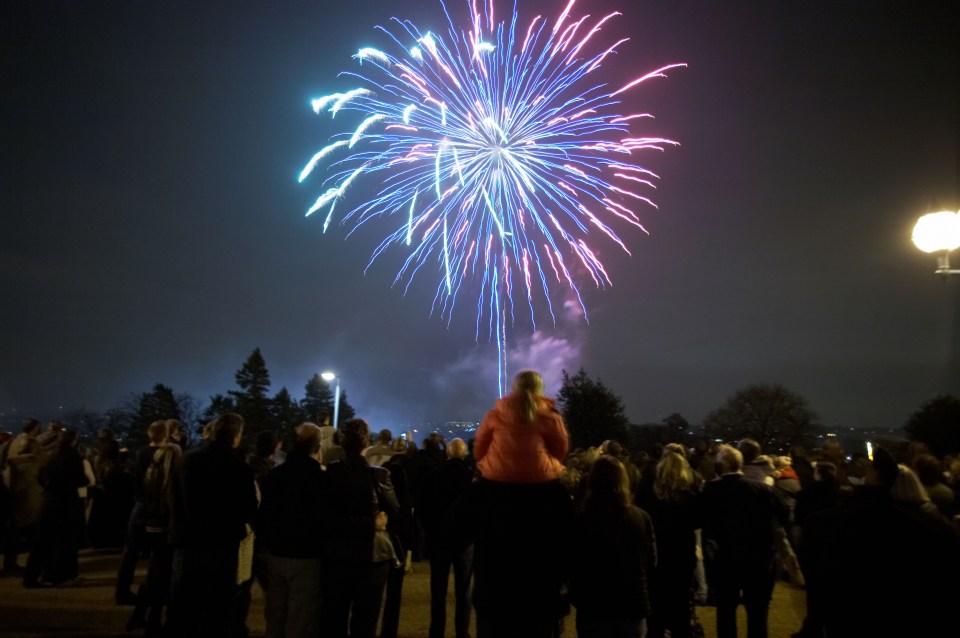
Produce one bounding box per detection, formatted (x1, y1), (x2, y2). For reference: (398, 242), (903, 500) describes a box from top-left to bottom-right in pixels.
(301, 0), (683, 394)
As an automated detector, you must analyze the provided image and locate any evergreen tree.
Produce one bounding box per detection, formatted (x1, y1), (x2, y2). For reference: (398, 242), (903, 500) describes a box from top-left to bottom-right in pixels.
(202, 394), (237, 427)
(301, 373), (335, 420)
(272, 386), (307, 441)
(557, 368), (629, 449)
(229, 348), (273, 439)
(336, 389), (357, 424)
(127, 384), (182, 448)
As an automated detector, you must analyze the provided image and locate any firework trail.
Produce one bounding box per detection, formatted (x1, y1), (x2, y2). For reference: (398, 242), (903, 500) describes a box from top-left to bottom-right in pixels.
(301, 0), (683, 396)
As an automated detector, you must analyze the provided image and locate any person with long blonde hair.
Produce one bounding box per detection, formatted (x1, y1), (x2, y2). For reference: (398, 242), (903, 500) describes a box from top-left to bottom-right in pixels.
(642, 445), (701, 638)
(468, 370), (574, 637)
(473, 370), (569, 484)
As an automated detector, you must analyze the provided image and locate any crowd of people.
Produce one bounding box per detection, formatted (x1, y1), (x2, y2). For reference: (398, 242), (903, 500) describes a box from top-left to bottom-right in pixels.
(2, 369), (960, 638)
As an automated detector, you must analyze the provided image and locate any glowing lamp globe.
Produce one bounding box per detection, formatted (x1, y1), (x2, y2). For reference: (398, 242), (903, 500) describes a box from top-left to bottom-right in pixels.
(912, 211), (960, 253)
(321, 371), (336, 382)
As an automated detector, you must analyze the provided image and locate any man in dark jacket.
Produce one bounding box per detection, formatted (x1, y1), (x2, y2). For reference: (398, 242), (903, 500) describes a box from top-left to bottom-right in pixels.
(257, 423), (328, 638)
(166, 413), (258, 638)
(323, 418), (399, 638)
(698, 444), (788, 638)
(420, 438), (475, 638)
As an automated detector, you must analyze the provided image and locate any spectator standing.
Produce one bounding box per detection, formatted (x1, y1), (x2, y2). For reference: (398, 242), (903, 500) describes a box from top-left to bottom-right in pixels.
(323, 418), (399, 638)
(126, 442), (182, 636)
(913, 453), (956, 519)
(166, 413), (258, 638)
(1, 419), (43, 575)
(641, 446), (700, 638)
(802, 448), (960, 636)
(570, 455), (656, 638)
(379, 437), (415, 638)
(23, 429), (89, 587)
(115, 421), (169, 605)
(256, 423), (327, 638)
(364, 429), (394, 468)
(420, 438), (475, 638)
(697, 444), (788, 638)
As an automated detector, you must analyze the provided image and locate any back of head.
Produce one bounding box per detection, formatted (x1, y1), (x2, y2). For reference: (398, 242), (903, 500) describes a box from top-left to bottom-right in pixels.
(584, 455), (631, 510)
(315, 410), (330, 427)
(447, 437), (468, 459)
(376, 429), (392, 445)
(890, 464), (930, 504)
(423, 432), (445, 454)
(391, 437), (409, 455)
(869, 447), (899, 491)
(737, 438), (761, 464)
(165, 419), (182, 439)
(148, 420), (169, 445)
(661, 442), (687, 459)
(511, 369), (544, 424)
(211, 413), (244, 447)
(716, 444), (744, 474)
(654, 447), (695, 501)
(912, 454), (942, 487)
(22, 418), (41, 436)
(255, 430), (278, 457)
(293, 422), (322, 457)
(58, 428), (78, 452)
(815, 461), (837, 483)
(339, 419), (370, 455)
(601, 439), (624, 458)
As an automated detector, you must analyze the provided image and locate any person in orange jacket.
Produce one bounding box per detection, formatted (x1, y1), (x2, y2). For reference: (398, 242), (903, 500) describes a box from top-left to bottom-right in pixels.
(474, 369), (569, 484)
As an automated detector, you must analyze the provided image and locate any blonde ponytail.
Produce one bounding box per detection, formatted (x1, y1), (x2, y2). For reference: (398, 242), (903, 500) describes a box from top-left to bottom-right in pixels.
(512, 370), (544, 424)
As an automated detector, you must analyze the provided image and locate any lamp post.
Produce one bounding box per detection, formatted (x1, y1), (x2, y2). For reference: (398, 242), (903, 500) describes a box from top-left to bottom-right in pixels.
(912, 210), (960, 276)
(321, 371), (341, 428)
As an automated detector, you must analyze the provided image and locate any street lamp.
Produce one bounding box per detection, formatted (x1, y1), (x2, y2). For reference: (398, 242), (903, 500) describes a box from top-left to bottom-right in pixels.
(912, 210), (960, 276)
(321, 371), (341, 428)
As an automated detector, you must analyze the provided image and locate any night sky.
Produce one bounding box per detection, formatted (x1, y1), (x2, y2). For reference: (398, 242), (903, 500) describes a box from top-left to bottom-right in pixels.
(2, 0), (958, 433)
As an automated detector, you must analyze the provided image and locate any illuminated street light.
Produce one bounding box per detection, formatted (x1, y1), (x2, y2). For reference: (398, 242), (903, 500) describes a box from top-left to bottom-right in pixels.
(321, 370), (341, 428)
(912, 210), (960, 275)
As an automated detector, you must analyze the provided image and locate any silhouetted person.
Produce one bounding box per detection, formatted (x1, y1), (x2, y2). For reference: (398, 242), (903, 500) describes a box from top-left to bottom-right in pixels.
(166, 413), (258, 638)
(571, 455), (657, 638)
(466, 370), (574, 638)
(1, 418), (42, 575)
(697, 445), (788, 638)
(116, 420), (169, 605)
(420, 438), (475, 638)
(24, 429), (88, 587)
(257, 423), (327, 638)
(803, 448), (960, 637)
(322, 418), (399, 638)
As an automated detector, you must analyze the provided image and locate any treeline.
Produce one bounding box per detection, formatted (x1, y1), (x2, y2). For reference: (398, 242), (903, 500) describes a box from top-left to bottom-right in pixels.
(12, 352), (960, 457)
(55, 348), (353, 449)
(556, 368), (960, 457)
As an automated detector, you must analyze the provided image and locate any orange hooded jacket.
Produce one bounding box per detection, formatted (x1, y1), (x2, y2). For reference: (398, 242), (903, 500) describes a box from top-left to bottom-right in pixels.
(474, 394), (569, 484)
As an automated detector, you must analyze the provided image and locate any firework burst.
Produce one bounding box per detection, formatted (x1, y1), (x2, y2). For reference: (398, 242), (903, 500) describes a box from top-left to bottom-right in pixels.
(301, 0), (684, 394)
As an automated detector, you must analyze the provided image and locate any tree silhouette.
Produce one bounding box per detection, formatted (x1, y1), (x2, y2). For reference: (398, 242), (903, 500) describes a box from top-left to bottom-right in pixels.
(557, 368), (628, 449)
(229, 348), (272, 438)
(301, 373), (335, 420)
(272, 386), (307, 440)
(702, 383), (820, 453)
(905, 394), (960, 456)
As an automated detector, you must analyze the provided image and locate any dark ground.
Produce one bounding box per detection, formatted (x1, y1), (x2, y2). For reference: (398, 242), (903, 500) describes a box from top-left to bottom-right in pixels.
(0, 549), (806, 637)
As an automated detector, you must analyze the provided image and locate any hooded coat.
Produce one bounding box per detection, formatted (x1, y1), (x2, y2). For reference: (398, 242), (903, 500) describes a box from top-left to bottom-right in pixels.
(474, 394), (568, 484)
